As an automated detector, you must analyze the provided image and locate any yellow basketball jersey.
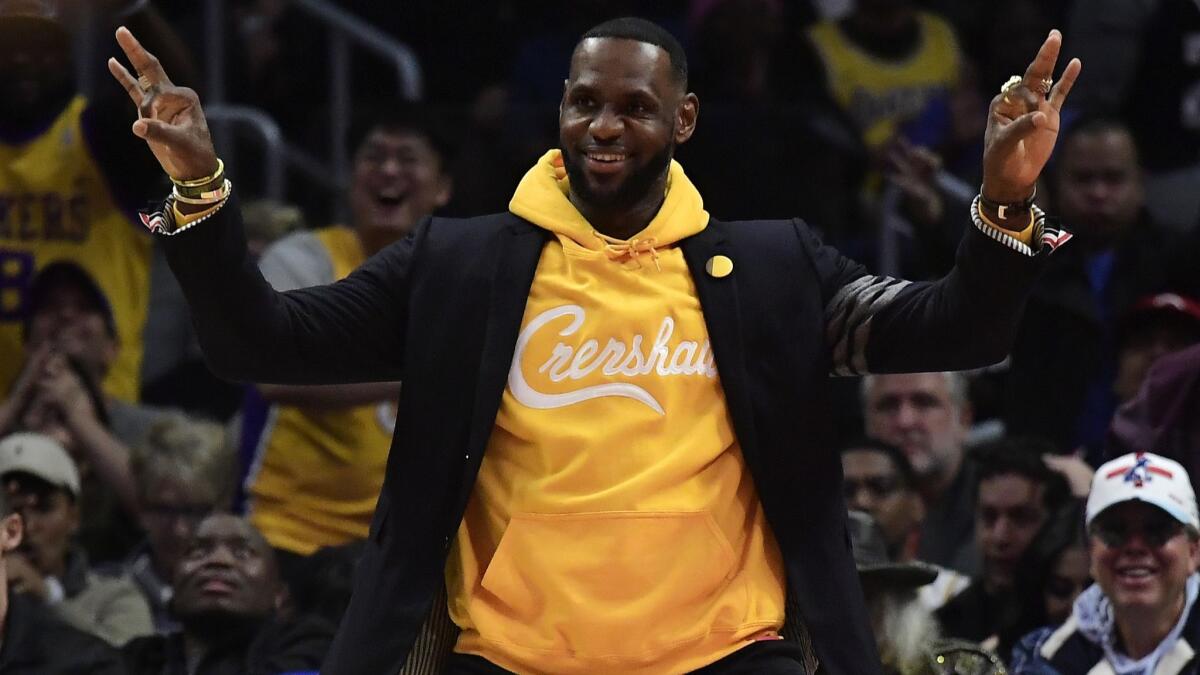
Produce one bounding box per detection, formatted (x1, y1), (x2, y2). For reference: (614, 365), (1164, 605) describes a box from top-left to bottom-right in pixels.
(245, 226), (393, 555)
(0, 95), (150, 402)
(808, 13), (961, 149)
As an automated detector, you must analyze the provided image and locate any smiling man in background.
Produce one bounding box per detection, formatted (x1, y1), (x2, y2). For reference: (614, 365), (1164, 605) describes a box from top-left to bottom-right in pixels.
(239, 106), (452, 575)
(1013, 452), (1200, 674)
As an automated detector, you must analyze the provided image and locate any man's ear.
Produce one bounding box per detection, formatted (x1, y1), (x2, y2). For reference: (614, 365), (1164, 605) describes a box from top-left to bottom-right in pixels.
(958, 401), (975, 430)
(274, 582), (293, 617)
(434, 174), (453, 209)
(675, 92), (699, 145)
(0, 513), (23, 553)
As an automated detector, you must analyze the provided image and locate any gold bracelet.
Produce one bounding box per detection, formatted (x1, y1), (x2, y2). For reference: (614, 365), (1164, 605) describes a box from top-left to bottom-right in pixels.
(171, 158), (225, 188)
(172, 179), (231, 205)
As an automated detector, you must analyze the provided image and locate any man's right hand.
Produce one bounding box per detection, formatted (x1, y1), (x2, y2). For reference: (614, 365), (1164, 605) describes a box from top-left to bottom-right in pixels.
(6, 553), (48, 602)
(108, 26), (218, 182)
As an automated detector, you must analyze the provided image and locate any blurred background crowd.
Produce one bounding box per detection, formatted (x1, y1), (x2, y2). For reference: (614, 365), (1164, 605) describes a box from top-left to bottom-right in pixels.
(2, 0), (1200, 673)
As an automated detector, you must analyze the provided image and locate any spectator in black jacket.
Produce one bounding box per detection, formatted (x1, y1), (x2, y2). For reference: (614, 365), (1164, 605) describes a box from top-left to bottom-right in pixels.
(1006, 117), (1200, 458)
(122, 513), (332, 675)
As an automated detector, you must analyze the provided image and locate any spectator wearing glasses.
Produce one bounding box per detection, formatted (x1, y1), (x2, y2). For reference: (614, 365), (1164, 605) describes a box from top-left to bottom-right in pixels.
(862, 372), (977, 574)
(1012, 452), (1200, 674)
(841, 437), (970, 610)
(123, 414), (234, 633)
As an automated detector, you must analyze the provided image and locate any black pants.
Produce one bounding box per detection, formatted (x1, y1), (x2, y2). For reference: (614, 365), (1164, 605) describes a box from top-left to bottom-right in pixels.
(443, 639), (809, 674)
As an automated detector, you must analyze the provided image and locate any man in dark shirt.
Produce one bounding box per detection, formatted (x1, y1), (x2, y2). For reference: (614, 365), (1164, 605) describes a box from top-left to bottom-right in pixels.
(122, 513), (332, 675)
(937, 439), (1071, 645)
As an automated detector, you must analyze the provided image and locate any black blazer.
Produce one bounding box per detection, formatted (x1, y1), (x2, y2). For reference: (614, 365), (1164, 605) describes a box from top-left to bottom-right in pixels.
(162, 198), (1057, 675)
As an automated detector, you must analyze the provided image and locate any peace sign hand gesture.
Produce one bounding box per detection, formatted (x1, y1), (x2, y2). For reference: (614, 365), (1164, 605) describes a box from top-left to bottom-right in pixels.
(981, 30), (1082, 205)
(108, 26), (219, 182)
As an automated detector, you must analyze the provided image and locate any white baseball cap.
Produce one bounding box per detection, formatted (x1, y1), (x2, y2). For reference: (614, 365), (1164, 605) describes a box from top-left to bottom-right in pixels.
(1086, 452), (1199, 532)
(0, 433), (80, 498)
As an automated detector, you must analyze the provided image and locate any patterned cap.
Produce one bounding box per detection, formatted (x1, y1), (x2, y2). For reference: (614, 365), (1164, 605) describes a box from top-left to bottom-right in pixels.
(1087, 452), (1199, 532)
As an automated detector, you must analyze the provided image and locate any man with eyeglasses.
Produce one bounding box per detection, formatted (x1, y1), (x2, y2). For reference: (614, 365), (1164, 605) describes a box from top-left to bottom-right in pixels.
(841, 437), (971, 610)
(1012, 452), (1200, 674)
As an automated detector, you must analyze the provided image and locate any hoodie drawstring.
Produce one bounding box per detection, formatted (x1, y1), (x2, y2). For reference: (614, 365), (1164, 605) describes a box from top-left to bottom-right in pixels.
(592, 231), (661, 271)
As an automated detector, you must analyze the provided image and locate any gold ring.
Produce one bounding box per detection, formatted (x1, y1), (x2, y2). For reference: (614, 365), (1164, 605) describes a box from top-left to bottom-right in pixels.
(137, 74), (153, 93)
(1000, 75), (1022, 103)
(1039, 77), (1053, 95)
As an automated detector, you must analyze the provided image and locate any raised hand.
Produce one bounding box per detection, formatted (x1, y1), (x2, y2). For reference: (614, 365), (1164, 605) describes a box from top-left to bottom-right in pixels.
(981, 30), (1082, 204)
(107, 26), (218, 182)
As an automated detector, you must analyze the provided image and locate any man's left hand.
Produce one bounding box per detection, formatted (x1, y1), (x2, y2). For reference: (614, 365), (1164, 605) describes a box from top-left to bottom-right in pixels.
(981, 30), (1082, 204)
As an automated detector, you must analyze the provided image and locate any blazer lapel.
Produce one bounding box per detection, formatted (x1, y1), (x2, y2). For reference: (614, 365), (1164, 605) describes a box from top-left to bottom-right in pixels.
(681, 220), (762, 468)
(465, 218), (547, 458)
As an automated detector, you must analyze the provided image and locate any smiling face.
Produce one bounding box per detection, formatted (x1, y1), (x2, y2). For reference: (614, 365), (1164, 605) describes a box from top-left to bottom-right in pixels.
(172, 514), (281, 623)
(559, 37), (697, 219)
(348, 128), (450, 245)
(1090, 501), (1200, 620)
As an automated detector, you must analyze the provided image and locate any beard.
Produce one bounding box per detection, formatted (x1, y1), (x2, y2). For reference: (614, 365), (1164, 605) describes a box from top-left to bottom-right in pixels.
(560, 138), (675, 214)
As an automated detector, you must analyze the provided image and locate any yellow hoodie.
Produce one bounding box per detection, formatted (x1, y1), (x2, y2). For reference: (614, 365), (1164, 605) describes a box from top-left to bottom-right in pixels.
(446, 150), (786, 674)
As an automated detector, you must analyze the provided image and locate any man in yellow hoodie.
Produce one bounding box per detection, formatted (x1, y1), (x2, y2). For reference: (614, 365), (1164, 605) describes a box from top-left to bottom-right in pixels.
(110, 16), (1080, 675)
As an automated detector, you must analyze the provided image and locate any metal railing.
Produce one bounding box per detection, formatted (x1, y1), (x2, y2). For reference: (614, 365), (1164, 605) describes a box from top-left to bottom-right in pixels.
(206, 104), (286, 201)
(204, 0), (424, 215)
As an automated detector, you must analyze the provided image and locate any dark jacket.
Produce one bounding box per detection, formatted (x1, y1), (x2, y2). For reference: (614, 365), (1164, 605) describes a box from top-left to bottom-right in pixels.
(1005, 219), (1199, 453)
(0, 591), (124, 674)
(121, 614), (334, 675)
(161, 198), (1060, 675)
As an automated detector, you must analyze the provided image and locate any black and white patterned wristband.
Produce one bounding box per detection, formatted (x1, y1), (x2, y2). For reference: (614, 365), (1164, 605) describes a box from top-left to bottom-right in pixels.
(138, 191), (232, 236)
(970, 194), (1051, 257)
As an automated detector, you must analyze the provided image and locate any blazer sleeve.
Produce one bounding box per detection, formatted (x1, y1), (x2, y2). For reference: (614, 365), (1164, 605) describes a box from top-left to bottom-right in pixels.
(160, 196), (421, 385)
(798, 215), (1064, 375)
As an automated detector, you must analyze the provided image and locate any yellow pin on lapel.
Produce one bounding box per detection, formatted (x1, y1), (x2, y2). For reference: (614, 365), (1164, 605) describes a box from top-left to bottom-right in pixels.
(706, 255), (733, 278)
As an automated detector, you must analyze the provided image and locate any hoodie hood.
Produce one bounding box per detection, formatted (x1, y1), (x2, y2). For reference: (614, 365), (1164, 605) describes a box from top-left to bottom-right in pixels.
(509, 149), (709, 255)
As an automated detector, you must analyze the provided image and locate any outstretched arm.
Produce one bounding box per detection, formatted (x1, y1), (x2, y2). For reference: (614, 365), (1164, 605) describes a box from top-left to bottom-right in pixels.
(819, 31), (1082, 375)
(107, 28), (409, 385)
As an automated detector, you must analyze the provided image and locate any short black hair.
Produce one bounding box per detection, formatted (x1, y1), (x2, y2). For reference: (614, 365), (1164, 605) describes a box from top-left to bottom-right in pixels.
(840, 436), (918, 490)
(972, 437), (1070, 512)
(579, 17), (688, 89)
(347, 102), (457, 170)
(1058, 114), (1139, 165)
(22, 261), (117, 341)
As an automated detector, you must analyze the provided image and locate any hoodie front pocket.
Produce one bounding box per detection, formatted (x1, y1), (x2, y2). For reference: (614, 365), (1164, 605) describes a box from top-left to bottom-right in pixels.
(471, 510), (740, 662)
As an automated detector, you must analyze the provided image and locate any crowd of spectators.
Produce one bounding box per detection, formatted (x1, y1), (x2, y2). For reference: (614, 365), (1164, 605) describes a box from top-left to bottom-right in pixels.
(1, 0), (1200, 673)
